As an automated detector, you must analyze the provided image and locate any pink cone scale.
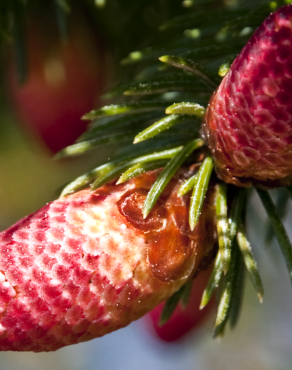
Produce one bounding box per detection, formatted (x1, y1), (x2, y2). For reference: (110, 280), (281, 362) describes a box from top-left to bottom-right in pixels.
(0, 168), (217, 351)
(203, 4), (292, 187)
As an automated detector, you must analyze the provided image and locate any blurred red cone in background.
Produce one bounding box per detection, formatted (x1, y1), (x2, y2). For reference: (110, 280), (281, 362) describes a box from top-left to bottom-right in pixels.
(6, 10), (109, 154)
(144, 265), (215, 342)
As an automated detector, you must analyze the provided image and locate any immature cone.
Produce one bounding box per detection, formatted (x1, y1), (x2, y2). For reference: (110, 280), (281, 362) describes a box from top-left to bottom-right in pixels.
(0, 168), (216, 352)
(204, 4), (292, 187)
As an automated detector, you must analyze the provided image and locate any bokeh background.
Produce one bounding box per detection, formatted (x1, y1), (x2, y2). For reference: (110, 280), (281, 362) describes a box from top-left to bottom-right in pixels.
(1, 0), (292, 369)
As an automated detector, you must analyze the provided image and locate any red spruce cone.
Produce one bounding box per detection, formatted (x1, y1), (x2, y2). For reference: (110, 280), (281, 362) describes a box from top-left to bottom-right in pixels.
(203, 4), (292, 187)
(0, 168), (217, 352)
